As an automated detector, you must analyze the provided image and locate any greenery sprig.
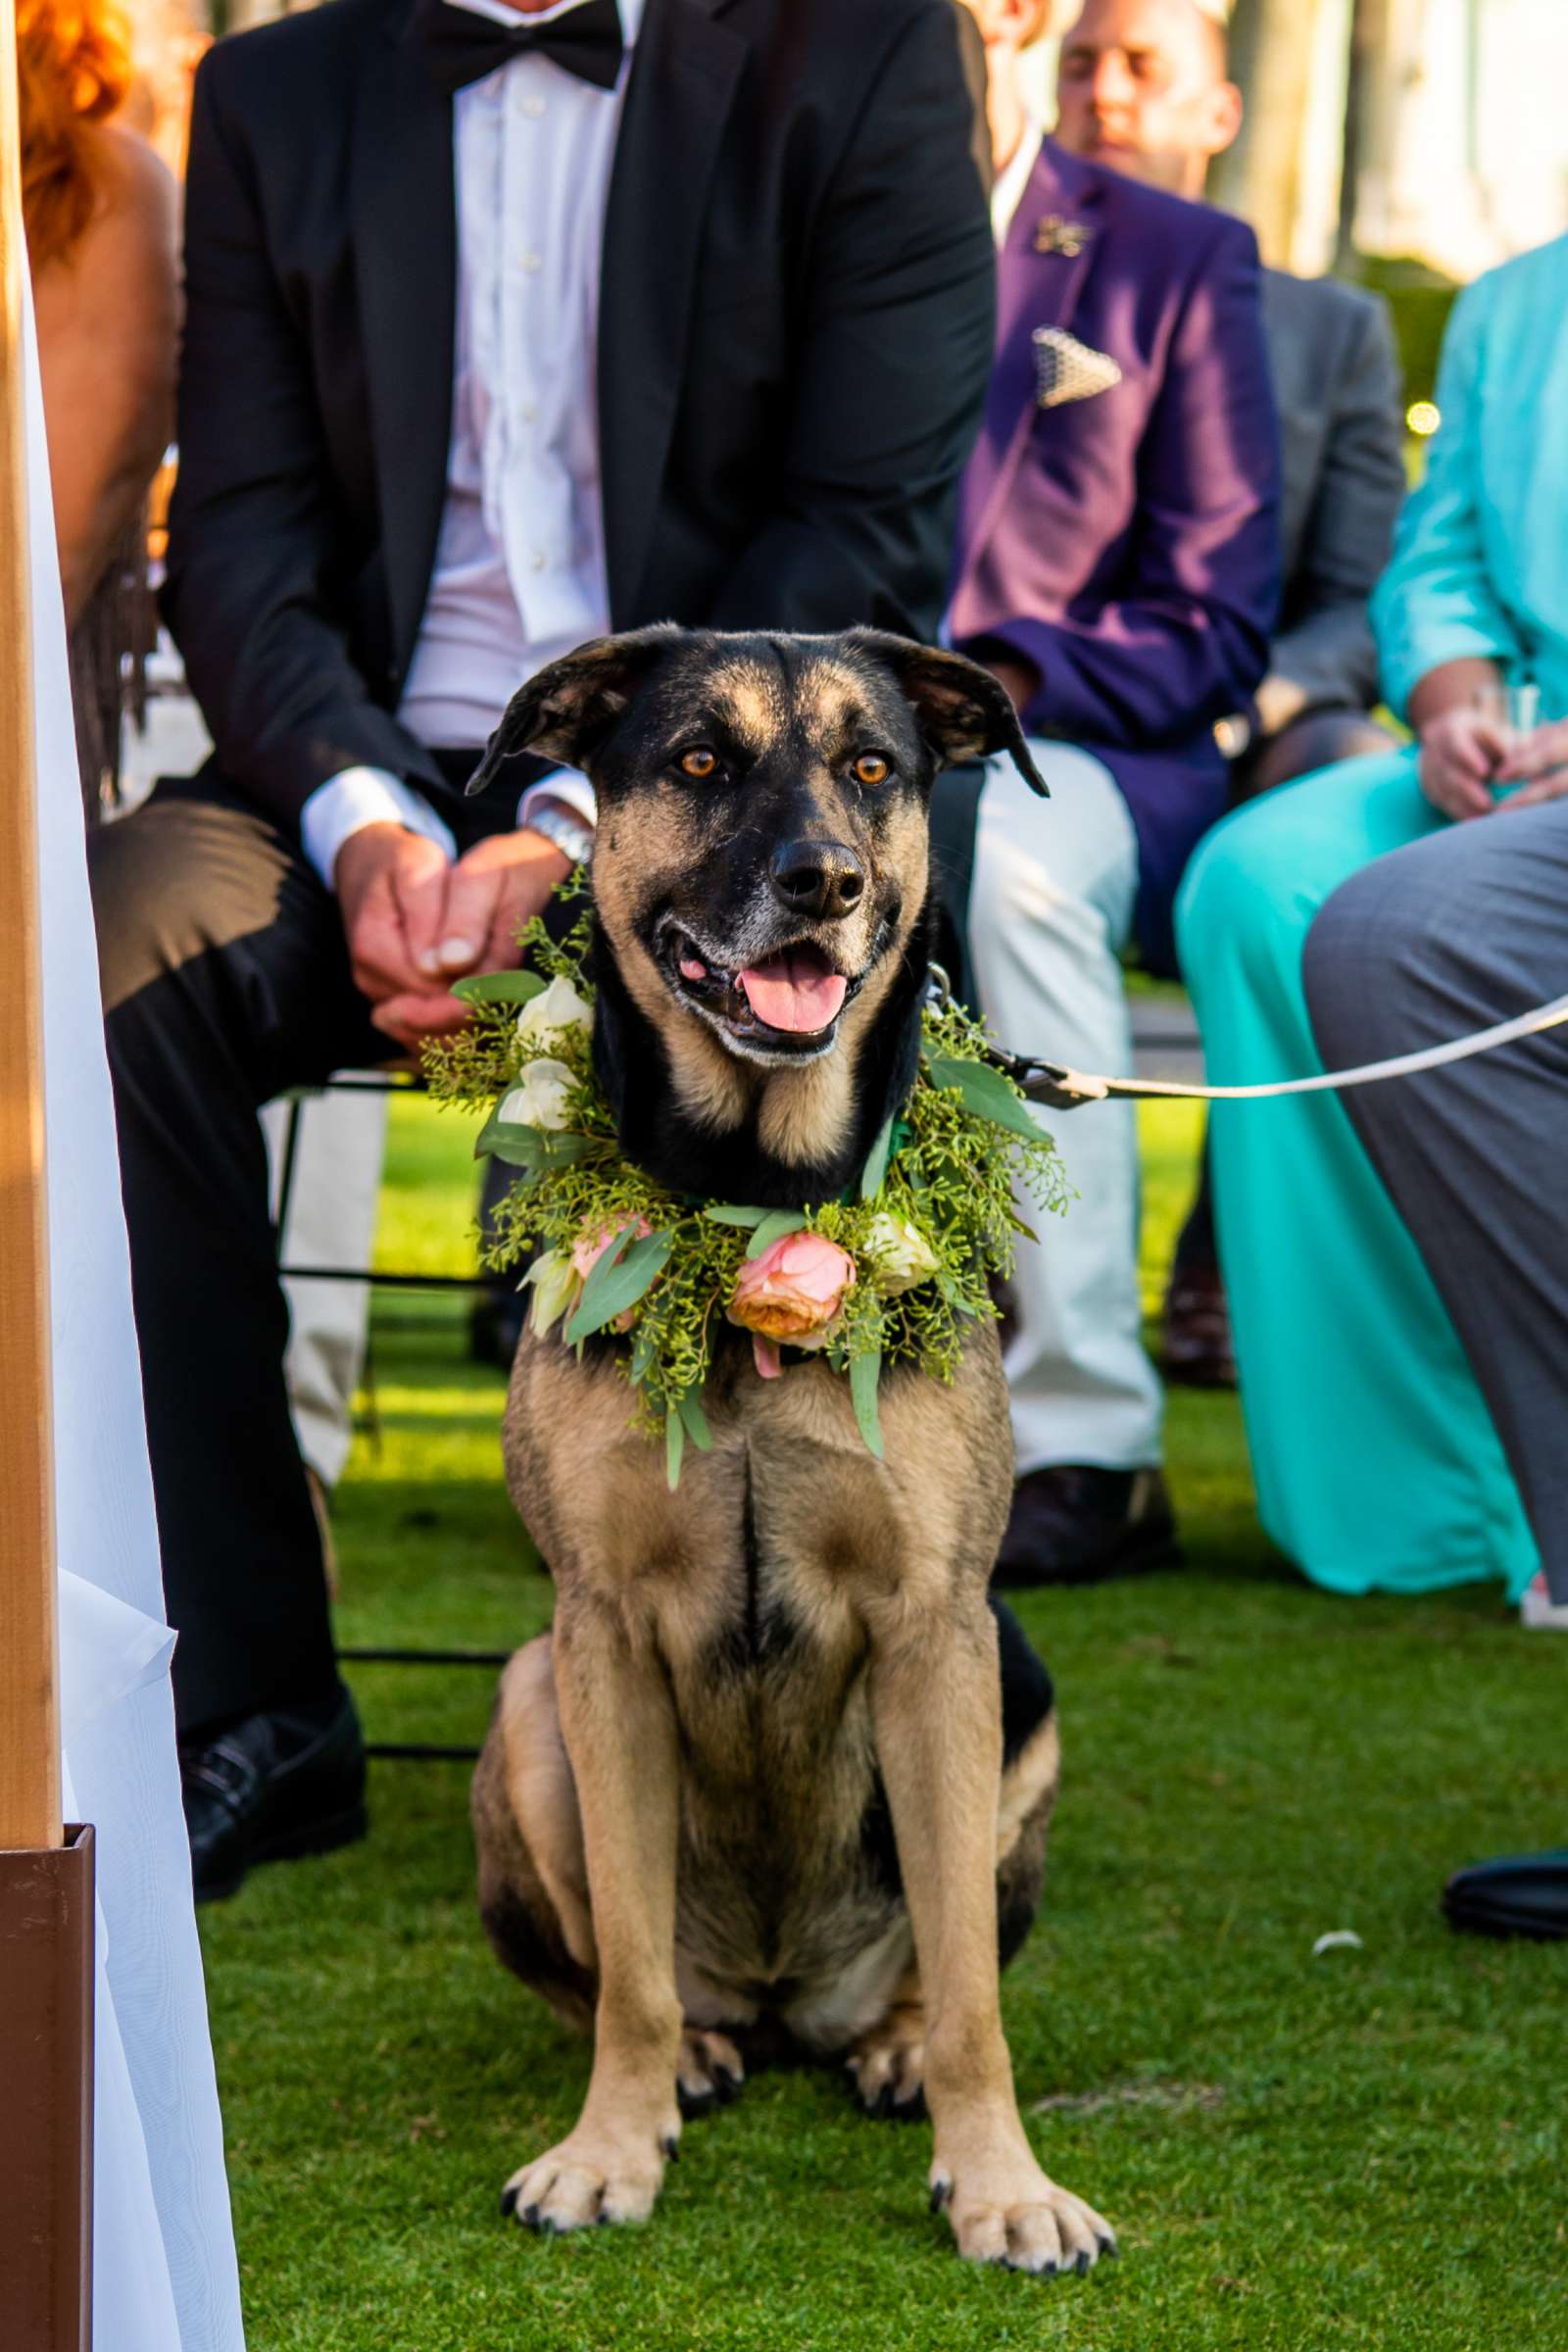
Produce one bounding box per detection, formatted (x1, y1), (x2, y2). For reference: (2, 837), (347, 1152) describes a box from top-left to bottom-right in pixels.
(422, 894), (1068, 1486)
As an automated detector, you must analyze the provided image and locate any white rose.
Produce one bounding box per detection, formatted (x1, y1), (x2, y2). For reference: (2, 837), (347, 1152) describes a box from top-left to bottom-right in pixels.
(523, 1248), (580, 1339)
(864, 1211), (941, 1297)
(497, 1058), (577, 1133)
(516, 974), (593, 1045)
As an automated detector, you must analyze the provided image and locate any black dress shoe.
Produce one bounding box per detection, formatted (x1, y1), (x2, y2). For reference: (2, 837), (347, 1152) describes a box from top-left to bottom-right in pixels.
(992, 1465), (1179, 1589)
(1160, 1259), (1238, 1389)
(180, 1689), (368, 1904)
(1442, 1850), (1568, 1939)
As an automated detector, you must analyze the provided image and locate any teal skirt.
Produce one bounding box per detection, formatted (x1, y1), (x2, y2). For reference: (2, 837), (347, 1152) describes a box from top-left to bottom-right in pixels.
(1176, 747), (1538, 1598)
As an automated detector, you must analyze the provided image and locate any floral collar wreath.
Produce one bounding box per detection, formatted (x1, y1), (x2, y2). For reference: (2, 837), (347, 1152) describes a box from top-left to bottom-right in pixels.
(422, 893), (1068, 1487)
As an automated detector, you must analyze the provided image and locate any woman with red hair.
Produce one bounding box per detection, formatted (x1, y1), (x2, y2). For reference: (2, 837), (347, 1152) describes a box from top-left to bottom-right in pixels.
(19, 0), (177, 815)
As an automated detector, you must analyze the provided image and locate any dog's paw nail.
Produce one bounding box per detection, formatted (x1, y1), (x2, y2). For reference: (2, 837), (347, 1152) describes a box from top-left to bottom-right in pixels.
(1097, 2233), (1119, 2259)
(521, 2202), (541, 2231)
(929, 2178), (952, 2214)
(662, 2134), (680, 2162)
(597, 2209), (612, 2227)
(713, 2066), (741, 2103)
(500, 2185), (519, 2220)
(1075, 2251), (1091, 2276)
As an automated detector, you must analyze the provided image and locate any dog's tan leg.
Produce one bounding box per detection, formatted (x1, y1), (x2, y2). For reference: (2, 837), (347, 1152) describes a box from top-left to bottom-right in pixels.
(500, 1600), (684, 2233)
(869, 1606), (1114, 2276)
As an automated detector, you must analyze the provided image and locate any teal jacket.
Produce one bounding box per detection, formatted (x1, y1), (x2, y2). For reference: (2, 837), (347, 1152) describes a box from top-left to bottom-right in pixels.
(1372, 233), (1568, 723)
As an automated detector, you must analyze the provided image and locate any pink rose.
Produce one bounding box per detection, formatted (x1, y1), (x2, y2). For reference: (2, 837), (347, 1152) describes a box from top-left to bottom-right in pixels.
(570, 1214), (654, 1331)
(728, 1230), (856, 1348)
(571, 1213), (653, 1282)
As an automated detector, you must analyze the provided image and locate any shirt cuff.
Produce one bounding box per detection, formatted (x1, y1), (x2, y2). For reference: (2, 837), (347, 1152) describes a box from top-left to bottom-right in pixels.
(300, 767), (459, 890)
(517, 767), (597, 834)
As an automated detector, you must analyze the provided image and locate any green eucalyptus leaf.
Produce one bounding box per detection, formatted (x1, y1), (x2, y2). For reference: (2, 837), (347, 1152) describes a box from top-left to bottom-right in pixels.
(746, 1208), (810, 1259)
(476, 1117), (547, 1169)
(630, 1324), (658, 1386)
(452, 968), (547, 1007)
(859, 1114), (895, 1201)
(675, 1387), (713, 1451)
(923, 1054), (1044, 1144)
(565, 1228), (674, 1345)
(665, 1406), (685, 1492)
(703, 1203), (769, 1228)
(477, 1117), (603, 1173)
(850, 1347), (884, 1459)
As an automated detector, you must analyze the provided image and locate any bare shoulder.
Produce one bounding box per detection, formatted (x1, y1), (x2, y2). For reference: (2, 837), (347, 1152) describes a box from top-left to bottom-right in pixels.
(90, 122), (177, 222)
(33, 123), (177, 360)
(72, 125), (178, 288)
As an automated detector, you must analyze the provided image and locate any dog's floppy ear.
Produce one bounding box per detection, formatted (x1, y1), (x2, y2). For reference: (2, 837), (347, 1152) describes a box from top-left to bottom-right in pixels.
(466, 624), (683, 795)
(844, 629), (1047, 797)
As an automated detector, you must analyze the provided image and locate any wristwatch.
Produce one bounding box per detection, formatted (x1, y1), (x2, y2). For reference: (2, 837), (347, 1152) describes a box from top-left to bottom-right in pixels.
(526, 800), (595, 869)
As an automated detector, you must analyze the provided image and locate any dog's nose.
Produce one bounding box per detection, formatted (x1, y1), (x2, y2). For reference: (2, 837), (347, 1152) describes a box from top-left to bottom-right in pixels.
(769, 839), (866, 921)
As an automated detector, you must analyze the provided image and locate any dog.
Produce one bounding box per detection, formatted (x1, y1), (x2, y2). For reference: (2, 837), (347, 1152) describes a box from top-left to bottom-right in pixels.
(466, 625), (1114, 2275)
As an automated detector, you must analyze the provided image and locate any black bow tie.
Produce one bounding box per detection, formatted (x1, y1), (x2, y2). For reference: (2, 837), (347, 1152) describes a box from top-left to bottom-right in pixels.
(413, 0), (624, 95)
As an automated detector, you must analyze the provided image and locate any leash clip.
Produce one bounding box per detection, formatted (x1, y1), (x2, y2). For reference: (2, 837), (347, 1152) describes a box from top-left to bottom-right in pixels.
(1012, 1057), (1112, 1111)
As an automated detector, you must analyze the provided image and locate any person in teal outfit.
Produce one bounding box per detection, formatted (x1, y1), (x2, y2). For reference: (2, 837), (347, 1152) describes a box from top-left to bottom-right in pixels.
(1176, 231), (1568, 1601)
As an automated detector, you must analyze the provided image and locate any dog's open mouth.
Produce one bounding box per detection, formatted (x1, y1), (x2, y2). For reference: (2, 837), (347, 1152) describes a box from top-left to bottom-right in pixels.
(662, 926), (855, 1047)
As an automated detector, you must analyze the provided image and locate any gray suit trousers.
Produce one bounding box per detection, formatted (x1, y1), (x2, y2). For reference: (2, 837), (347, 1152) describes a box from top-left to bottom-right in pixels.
(1302, 801), (1568, 1602)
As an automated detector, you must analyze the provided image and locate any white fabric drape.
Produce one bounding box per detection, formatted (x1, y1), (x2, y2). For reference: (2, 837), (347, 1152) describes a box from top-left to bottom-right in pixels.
(23, 275), (246, 2350)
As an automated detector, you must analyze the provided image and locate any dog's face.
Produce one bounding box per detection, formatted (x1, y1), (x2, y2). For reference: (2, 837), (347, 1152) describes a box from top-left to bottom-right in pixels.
(470, 628), (1043, 1072)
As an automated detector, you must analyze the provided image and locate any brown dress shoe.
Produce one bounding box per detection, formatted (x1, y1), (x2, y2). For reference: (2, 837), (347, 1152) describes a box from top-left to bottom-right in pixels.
(992, 1465), (1179, 1589)
(1160, 1260), (1237, 1389)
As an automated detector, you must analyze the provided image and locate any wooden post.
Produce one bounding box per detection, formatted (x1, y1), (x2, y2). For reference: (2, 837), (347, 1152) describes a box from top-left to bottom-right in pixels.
(0, 0), (95, 2339)
(0, 0), (60, 1859)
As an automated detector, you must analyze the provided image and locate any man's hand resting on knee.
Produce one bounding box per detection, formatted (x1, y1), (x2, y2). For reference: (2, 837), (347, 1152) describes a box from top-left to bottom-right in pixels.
(335, 823), (572, 1054)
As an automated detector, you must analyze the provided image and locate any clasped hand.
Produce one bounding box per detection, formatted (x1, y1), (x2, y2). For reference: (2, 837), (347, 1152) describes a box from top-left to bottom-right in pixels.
(1419, 708), (1568, 821)
(335, 822), (572, 1054)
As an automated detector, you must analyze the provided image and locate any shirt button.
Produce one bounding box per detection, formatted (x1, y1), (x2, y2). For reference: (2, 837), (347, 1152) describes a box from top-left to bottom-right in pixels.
(518, 250), (542, 274)
(530, 550), (548, 572)
(520, 401), (538, 425)
(523, 93), (546, 119)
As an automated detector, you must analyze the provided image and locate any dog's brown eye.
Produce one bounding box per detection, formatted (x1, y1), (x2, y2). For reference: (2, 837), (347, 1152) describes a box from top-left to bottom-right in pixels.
(854, 753), (891, 786)
(678, 747), (718, 779)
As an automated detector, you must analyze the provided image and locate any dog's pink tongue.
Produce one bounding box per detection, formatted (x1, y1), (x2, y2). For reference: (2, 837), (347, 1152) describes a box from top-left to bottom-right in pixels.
(738, 951), (848, 1034)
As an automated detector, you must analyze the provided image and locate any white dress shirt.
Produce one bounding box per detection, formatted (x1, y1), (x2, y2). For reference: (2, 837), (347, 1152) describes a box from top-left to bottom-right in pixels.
(990, 115), (1045, 245)
(301, 0), (644, 887)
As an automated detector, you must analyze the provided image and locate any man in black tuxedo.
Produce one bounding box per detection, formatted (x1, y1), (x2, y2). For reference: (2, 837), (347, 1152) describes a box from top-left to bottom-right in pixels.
(90, 0), (994, 1901)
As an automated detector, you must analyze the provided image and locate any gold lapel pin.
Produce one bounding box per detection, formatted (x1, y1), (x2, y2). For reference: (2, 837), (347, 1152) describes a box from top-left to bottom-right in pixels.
(1033, 214), (1094, 258)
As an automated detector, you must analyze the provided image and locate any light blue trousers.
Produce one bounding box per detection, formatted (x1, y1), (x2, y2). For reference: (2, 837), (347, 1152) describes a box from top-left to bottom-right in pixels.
(1176, 747), (1538, 1598)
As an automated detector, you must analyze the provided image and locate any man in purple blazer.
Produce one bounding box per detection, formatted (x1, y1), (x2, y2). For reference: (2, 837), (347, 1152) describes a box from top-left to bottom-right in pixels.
(952, 0), (1279, 1584)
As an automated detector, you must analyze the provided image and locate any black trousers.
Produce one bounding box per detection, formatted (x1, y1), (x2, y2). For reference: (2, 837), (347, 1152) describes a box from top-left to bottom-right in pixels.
(89, 760), (500, 1737)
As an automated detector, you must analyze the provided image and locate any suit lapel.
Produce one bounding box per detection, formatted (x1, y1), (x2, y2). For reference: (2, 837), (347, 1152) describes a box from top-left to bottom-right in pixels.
(598, 0), (748, 618)
(956, 140), (1106, 607)
(352, 2), (458, 680)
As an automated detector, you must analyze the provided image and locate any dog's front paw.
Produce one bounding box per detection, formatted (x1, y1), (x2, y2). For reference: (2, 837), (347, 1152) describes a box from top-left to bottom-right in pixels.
(928, 2141), (1115, 2277)
(847, 2004), (926, 2121)
(676, 2027), (745, 2120)
(501, 2115), (680, 2234)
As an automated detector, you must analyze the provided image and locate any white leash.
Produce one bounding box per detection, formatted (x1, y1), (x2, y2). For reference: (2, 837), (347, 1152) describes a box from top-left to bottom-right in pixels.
(992, 992), (1568, 1112)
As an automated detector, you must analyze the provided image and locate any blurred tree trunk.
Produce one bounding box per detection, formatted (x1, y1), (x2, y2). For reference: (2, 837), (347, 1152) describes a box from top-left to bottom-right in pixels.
(1208, 0), (1336, 266)
(1336, 0), (1390, 266)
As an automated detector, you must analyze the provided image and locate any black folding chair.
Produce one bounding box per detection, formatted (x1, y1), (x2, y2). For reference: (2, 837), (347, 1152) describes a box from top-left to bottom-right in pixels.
(273, 1072), (507, 1764)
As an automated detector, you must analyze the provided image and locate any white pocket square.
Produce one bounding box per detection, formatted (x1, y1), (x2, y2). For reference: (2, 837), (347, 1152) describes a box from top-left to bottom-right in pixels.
(1032, 326), (1123, 410)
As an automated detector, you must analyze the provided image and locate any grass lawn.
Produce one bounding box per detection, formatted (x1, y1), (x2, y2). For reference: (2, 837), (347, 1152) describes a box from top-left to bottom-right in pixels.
(202, 1093), (1566, 2351)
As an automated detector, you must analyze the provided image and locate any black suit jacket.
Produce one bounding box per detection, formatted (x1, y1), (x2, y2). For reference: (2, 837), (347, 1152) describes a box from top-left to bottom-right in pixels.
(164, 0), (996, 836)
